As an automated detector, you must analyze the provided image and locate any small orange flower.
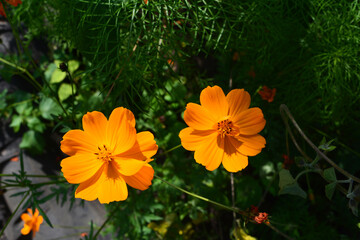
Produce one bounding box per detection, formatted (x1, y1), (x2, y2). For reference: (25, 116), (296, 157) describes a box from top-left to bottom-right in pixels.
(0, 0), (22, 17)
(60, 107), (158, 204)
(179, 86), (266, 172)
(10, 156), (18, 162)
(21, 208), (43, 237)
(258, 86), (276, 103)
(254, 212), (269, 224)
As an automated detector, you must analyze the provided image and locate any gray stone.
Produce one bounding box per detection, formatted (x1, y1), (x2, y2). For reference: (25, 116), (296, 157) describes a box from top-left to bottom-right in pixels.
(1, 152), (112, 240)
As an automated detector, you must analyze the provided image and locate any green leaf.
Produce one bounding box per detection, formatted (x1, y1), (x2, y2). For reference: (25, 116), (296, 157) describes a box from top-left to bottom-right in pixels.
(278, 169), (307, 198)
(58, 83), (75, 102)
(10, 115), (22, 132)
(279, 182), (307, 199)
(325, 182), (337, 200)
(50, 68), (66, 83)
(39, 98), (63, 120)
(20, 130), (45, 154)
(68, 60), (80, 74)
(26, 116), (46, 133)
(323, 167), (337, 182)
(278, 169), (295, 188)
(44, 63), (57, 82)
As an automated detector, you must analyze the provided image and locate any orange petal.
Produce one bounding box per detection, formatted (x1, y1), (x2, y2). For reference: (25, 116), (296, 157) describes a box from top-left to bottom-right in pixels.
(21, 213), (31, 222)
(107, 107), (137, 155)
(236, 134), (266, 156)
(184, 103), (216, 130)
(226, 89), (250, 117)
(75, 165), (106, 201)
(97, 165), (128, 203)
(21, 224), (31, 235)
(33, 209), (39, 218)
(60, 130), (98, 156)
(122, 163), (154, 190)
(61, 154), (103, 183)
(116, 131), (158, 160)
(232, 108), (266, 135)
(82, 111), (108, 145)
(112, 158), (146, 176)
(27, 208), (33, 216)
(200, 86), (228, 120)
(35, 216), (43, 231)
(179, 127), (217, 151)
(228, 135), (264, 156)
(194, 132), (223, 171)
(222, 137), (248, 172)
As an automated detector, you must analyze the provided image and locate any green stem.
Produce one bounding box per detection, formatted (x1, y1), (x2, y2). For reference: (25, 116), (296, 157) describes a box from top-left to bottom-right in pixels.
(294, 169), (321, 182)
(280, 104), (360, 183)
(0, 57), (42, 91)
(157, 144), (182, 157)
(93, 203), (121, 239)
(154, 175), (244, 214)
(0, 191), (29, 237)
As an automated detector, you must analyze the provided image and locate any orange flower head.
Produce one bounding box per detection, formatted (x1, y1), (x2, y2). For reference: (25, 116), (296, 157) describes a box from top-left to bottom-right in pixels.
(179, 86), (266, 172)
(21, 208), (43, 237)
(0, 0), (22, 17)
(60, 107), (158, 204)
(254, 212), (269, 224)
(258, 86), (276, 103)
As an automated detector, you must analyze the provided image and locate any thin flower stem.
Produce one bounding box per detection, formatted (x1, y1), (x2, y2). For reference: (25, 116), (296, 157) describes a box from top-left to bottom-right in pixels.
(294, 169), (321, 182)
(280, 104), (360, 183)
(157, 144), (182, 157)
(266, 223), (294, 240)
(0, 57), (42, 91)
(154, 175), (244, 215)
(230, 173), (236, 224)
(0, 191), (29, 237)
(93, 203), (121, 239)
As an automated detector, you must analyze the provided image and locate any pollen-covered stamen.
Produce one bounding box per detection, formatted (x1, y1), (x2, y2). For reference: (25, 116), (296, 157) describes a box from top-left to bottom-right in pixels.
(217, 119), (238, 137)
(94, 145), (113, 163)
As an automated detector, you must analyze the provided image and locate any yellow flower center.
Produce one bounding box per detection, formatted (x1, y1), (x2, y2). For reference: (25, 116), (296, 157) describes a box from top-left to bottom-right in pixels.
(217, 119), (239, 137)
(95, 145), (113, 163)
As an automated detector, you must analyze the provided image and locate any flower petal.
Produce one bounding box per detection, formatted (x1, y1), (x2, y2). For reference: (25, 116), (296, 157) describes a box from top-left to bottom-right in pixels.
(226, 89), (250, 116)
(21, 224), (31, 235)
(232, 108), (266, 135)
(60, 130), (98, 156)
(227, 135), (264, 156)
(82, 111), (108, 145)
(236, 134), (266, 156)
(61, 154), (103, 184)
(35, 216), (43, 232)
(107, 107), (137, 155)
(75, 165), (106, 201)
(179, 127), (217, 151)
(200, 86), (229, 120)
(21, 213), (31, 222)
(122, 163), (154, 190)
(222, 137), (248, 172)
(97, 164), (128, 203)
(116, 131), (158, 160)
(184, 103), (216, 130)
(112, 158), (146, 176)
(194, 132), (224, 171)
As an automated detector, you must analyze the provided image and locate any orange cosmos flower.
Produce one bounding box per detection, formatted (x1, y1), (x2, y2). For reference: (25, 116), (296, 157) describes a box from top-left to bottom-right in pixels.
(179, 86), (266, 172)
(60, 107), (158, 204)
(21, 208), (43, 237)
(258, 85), (276, 103)
(0, 0), (22, 17)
